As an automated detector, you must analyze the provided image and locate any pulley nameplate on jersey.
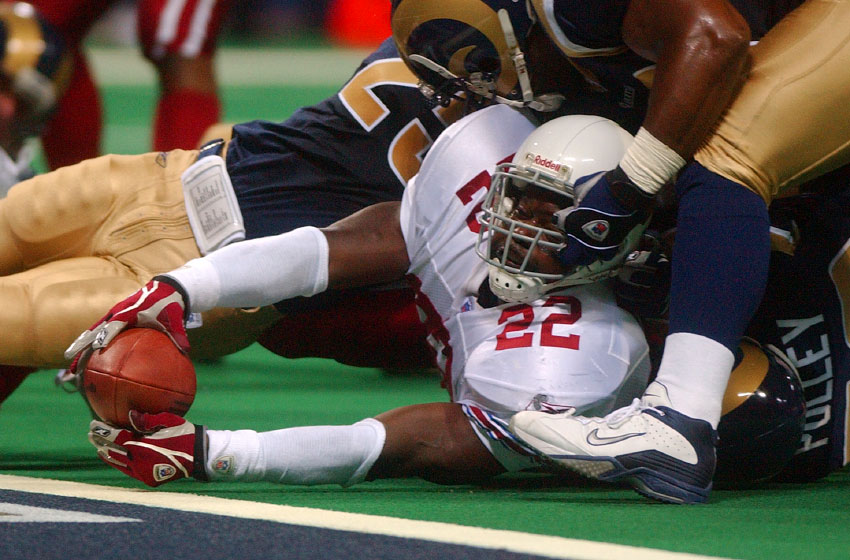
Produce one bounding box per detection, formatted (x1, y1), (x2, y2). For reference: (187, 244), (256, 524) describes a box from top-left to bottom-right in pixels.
(181, 154), (245, 255)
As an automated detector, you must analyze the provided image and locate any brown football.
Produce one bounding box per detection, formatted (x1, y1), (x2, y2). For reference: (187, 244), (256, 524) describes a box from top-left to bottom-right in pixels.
(82, 328), (196, 428)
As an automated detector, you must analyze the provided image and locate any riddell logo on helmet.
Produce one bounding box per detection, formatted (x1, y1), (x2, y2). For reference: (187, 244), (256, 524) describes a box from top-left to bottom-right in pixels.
(531, 154), (561, 172)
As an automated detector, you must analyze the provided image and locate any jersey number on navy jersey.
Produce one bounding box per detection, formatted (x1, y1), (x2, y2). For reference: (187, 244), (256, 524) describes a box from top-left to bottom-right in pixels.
(339, 58), (462, 185)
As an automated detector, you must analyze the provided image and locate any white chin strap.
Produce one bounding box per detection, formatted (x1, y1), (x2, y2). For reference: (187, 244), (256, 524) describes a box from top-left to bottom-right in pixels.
(487, 258), (624, 304)
(496, 9), (563, 113)
(488, 266), (547, 304)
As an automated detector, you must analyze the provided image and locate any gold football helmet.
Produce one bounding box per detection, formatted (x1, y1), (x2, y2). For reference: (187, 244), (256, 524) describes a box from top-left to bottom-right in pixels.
(0, 2), (71, 122)
(391, 0), (562, 111)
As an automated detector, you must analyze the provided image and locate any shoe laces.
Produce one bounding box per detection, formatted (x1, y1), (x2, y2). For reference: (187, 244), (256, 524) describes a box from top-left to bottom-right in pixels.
(599, 397), (662, 429)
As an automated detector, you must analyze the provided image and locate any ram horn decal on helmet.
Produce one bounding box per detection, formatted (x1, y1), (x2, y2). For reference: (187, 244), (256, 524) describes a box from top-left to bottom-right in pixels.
(391, 0), (561, 111)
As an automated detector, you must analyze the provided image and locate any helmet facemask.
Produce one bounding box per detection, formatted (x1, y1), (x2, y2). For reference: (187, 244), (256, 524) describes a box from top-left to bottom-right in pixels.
(392, 1), (564, 112)
(406, 53), (498, 111)
(475, 114), (639, 303)
(477, 162), (576, 303)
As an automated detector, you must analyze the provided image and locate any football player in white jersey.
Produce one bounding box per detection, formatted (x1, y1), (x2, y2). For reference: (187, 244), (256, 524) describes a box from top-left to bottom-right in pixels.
(79, 105), (652, 487)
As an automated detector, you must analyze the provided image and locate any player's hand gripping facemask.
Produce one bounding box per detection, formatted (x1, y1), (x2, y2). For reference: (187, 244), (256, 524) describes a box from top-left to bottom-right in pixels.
(476, 114), (641, 303)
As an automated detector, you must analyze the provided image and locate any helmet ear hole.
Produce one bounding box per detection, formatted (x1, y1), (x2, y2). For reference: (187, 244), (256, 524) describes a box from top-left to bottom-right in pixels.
(715, 339), (806, 488)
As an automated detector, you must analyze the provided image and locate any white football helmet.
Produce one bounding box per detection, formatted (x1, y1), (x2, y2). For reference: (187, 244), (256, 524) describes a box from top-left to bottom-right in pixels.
(476, 114), (636, 303)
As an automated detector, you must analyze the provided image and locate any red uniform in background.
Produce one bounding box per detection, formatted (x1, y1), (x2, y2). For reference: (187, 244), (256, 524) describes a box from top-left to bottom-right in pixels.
(18, 0), (231, 169)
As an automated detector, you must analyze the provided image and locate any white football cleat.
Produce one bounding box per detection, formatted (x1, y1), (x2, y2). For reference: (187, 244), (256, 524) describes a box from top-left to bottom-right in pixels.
(509, 381), (717, 504)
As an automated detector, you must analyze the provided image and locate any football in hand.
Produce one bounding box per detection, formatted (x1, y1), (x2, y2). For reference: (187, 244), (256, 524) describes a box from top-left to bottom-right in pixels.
(82, 328), (196, 428)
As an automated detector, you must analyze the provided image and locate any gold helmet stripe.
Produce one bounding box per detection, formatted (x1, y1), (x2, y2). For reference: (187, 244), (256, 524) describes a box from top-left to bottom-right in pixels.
(528, 0), (626, 59)
(769, 224), (798, 256)
(392, 0), (517, 94)
(721, 339), (770, 415)
(0, 3), (45, 77)
(447, 45), (476, 78)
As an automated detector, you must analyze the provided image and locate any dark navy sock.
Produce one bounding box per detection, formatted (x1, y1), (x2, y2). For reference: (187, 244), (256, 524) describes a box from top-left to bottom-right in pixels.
(669, 162), (771, 351)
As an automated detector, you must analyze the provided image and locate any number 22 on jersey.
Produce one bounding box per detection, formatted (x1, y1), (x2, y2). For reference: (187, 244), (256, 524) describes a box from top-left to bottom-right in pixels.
(496, 296), (582, 351)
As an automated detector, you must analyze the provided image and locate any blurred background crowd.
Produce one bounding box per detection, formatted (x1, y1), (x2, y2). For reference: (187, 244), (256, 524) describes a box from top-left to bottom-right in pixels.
(90, 0), (391, 49)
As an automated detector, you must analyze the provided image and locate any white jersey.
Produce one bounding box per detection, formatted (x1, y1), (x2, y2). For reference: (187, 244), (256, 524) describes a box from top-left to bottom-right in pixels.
(399, 105), (650, 468)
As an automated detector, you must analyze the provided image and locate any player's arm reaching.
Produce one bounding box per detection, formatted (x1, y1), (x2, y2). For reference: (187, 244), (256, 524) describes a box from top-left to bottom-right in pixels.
(157, 200), (407, 313)
(65, 202), (408, 365)
(80, 199), (515, 489)
(622, 0), (751, 161)
(89, 401), (508, 488)
(556, 0), (752, 268)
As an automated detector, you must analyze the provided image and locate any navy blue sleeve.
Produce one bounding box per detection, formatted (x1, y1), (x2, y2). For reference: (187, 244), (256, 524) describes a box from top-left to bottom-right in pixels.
(225, 38), (450, 241)
(549, 0), (631, 48)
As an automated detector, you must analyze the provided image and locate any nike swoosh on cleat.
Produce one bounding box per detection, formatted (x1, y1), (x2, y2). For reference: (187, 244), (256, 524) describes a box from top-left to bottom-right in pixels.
(586, 428), (646, 446)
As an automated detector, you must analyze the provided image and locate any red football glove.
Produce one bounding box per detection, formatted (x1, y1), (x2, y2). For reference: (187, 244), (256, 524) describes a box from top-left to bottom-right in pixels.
(88, 411), (208, 487)
(64, 277), (190, 373)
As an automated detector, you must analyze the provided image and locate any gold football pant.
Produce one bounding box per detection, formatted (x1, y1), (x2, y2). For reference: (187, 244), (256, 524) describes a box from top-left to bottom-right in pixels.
(695, 0), (850, 201)
(0, 149), (279, 368)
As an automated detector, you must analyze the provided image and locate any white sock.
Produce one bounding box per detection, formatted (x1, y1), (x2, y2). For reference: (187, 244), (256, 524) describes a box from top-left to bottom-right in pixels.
(166, 225), (329, 312)
(204, 418), (386, 487)
(653, 332), (735, 428)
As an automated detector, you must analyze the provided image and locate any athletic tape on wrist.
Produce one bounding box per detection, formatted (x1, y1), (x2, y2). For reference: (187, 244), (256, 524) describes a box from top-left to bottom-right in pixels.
(620, 127), (686, 195)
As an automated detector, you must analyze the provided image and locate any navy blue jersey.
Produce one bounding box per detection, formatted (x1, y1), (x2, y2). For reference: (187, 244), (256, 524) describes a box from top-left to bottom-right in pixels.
(526, 0), (652, 133)
(225, 38), (462, 241)
(220, 39), (464, 313)
(528, 0), (805, 131)
(532, 0), (802, 50)
(747, 183), (850, 481)
(538, 47), (652, 135)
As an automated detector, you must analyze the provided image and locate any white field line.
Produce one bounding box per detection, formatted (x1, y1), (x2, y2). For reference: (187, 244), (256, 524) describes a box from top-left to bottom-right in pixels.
(0, 475), (731, 560)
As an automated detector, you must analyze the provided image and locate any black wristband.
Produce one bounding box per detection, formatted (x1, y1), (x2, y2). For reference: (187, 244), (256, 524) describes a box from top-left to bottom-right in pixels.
(192, 424), (209, 482)
(607, 166), (655, 212)
(152, 274), (192, 320)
